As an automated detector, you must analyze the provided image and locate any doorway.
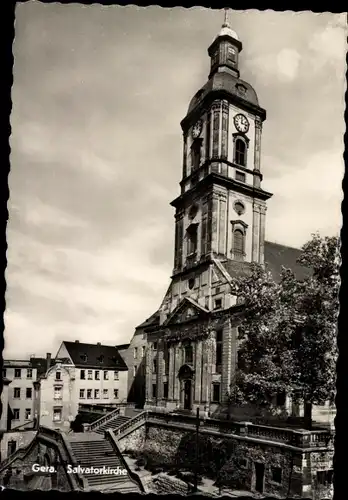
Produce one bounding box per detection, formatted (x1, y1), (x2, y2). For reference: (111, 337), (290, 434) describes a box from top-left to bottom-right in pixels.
(254, 462), (265, 493)
(7, 440), (16, 457)
(183, 379), (192, 410)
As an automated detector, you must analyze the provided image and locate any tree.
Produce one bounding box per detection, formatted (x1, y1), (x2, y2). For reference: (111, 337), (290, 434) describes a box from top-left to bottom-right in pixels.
(231, 234), (339, 428)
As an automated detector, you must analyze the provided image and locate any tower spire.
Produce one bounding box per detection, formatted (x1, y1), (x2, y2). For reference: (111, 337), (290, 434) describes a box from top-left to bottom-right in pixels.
(222, 7), (230, 28)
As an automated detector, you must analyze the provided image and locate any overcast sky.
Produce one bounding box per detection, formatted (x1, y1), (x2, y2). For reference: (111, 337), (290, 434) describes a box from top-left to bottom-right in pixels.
(5, 3), (346, 359)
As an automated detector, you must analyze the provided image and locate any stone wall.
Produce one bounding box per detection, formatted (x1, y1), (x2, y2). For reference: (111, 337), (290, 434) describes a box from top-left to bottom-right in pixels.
(118, 426), (146, 453)
(152, 473), (189, 495)
(0, 430), (37, 462)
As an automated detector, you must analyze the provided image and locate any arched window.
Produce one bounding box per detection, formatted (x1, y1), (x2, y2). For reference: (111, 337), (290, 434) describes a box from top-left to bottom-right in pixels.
(234, 229), (244, 258)
(191, 139), (202, 171)
(235, 138), (246, 166)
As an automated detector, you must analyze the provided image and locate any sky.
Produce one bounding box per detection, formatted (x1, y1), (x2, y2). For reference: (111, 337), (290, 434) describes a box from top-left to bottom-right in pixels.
(5, 3), (346, 359)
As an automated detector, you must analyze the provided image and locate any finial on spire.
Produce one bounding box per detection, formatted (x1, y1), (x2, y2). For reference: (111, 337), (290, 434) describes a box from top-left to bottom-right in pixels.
(222, 8), (230, 28)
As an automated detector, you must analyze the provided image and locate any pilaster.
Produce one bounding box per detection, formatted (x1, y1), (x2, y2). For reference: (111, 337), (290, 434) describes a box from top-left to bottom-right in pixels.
(201, 334), (214, 408)
(211, 100), (221, 158)
(252, 203), (261, 262)
(157, 346), (164, 400)
(168, 345), (175, 401)
(145, 344), (152, 404)
(221, 320), (232, 402)
(259, 206), (267, 265)
(174, 344), (182, 402)
(253, 116), (262, 189)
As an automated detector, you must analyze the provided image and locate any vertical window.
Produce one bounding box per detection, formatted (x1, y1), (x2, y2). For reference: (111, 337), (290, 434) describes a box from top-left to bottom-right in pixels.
(134, 347), (138, 359)
(87, 389), (92, 399)
(153, 359), (157, 374)
(153, 342), (157, 351)
(114, 371), (119, 380)
(163, 382), (169, 399)
(55, 371), (61, 381)
(214, 298), (222, 310)
(103, 370), (108, 380)
(235, 171), (246, 183)
(114, 389), (119, 399)
(88, 370), (93, 380)
(94, 389), (100, 399)
(95, 371), (100, 380)
(215, 330), (223, 373)
(184, 344), (193, 364)
(142, 346), (146, 357)
(54, 387), (62, 400)
(212, 384), (221, 403)
(227, 46), (237, 63)
(191, 139), (201, 171)
(3, 369), (6, 378)
(233, 229), (244, 259)
(152, 384), (157, 399)
(133, 366), (137, 377)
(27, 369), (33, 379)
(13, 409), (20, 420)
(26, 388), (32, 399)
(53, 408), (62, 422)
(235, 139), (246, 166)
(164, 347), (169, 374)
(14, 369), (21, 379)
(271, 467), (282, 484)
(13, 388), (20, 399)
(79, 389), (85, 399)
(80, 370), (86, 380)
(187, 224), (198, 255)
(103, 389), (109, 399)
(25, 409), (31, 420)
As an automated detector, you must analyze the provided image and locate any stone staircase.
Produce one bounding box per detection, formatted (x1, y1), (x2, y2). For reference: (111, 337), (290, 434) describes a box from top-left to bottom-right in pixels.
(94, 415), (131, 434)
(67, 433), (140, 492)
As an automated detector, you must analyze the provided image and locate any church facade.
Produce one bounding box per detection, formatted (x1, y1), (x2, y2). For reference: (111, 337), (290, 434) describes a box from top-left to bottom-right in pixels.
(127, 17), (310, 416)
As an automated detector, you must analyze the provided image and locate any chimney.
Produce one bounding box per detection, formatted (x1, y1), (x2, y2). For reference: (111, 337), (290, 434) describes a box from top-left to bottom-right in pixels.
(97, 342), (101, 346)
(46, 353), (51, 371)
(75, 340), (79, 343)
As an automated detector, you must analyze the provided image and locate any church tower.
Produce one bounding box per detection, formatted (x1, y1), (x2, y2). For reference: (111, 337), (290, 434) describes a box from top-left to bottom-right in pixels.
(171, 10), (272, 283)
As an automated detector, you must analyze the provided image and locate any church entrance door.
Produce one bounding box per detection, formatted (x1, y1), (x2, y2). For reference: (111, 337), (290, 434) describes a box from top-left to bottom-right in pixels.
(183, 379), (192, 410)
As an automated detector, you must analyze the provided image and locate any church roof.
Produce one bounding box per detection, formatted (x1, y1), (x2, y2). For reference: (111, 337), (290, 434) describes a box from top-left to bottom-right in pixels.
(187, 71), (259, 115)
(62, 341), (128, 371)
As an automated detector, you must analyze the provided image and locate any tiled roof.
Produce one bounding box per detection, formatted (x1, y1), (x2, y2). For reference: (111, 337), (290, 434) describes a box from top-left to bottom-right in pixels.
(62, 342), (128, 370)
(264, 241), (312, 283)
(136, 311), (160, 329)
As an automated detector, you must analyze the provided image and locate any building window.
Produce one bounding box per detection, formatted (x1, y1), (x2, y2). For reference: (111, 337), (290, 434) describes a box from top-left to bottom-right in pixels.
(317, 470), (333, 486)
(227, 46), (237, 63)
(13, 409), (20, 420)
(79, 389), (85, 399)
(187, 224), (198, 255)
(212, 384), (221, 403)
(212, 50), (218, 66)
(164, 348), (170, 374)
(54, 387), (62, 400)
(55, 371), (61, 381)
(215, 329), (223, 373)
(114, 389), (119, 399)
(114, 371), (119, 380)
(80, 370), (85, 380)
(26, 388), (32, 399)
(53, 408), (62, 422)
(133, 365), (137, 377)
(103, 389), (109, 399)
(3, 369), (6, 378)
(188, 278), (195, 289)
(94, 389), (100, 399)
(184, 344), (193, 364)
(88, 370), (93, 380)
(142, 346), (146, 357)
(235, 171), (246, 183)
(276, 391), (286, 407)
(103, 370), (108, 380)
(233, 229), (245, 259)
(163, 382), (169, 399)
(13, 388), (21, 399)
(271, 467), (282, 484)
(153, 360), (157, 374)
(191, 139), (202, 171)
(153, 342), (157, 351)
(134, 347), (138, 359)
(87, 389), (92, 399)
(14, 369), (21, 379)
(235, 138), (246, 166)
(27, 369), (33, 379)
(214, 298), (222, 310)
(152, 384), (157, 399)
(97, 355), (104, 364)
(80, 354), (88, 363)
(95, 371), (100, 380)
(25, 409), (31, 420)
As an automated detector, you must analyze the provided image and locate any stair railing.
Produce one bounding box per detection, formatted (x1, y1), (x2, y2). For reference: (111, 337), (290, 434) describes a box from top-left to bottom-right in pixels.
(85, 406), (121, 432)
(113, 411), (148, 439)
(106, 429), (145, 493)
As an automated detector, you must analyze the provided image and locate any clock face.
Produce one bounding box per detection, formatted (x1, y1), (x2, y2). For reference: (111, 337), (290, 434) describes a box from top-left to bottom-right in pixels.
(234, 114), (249, 134)
(192, 120), (203, 139)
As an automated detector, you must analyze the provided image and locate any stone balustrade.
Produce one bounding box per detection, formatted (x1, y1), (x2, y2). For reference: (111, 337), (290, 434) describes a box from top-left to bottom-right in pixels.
(86, 407), (121, 432)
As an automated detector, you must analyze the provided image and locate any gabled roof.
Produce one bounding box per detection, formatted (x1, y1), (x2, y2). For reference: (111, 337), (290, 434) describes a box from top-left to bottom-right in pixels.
(62, 342), (128, 371)
(136, 311), (160, 329)
(164, 297), (209, 327)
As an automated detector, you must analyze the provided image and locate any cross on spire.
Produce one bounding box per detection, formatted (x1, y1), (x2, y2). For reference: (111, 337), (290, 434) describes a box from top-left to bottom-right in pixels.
(222, 8), (230, 28)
